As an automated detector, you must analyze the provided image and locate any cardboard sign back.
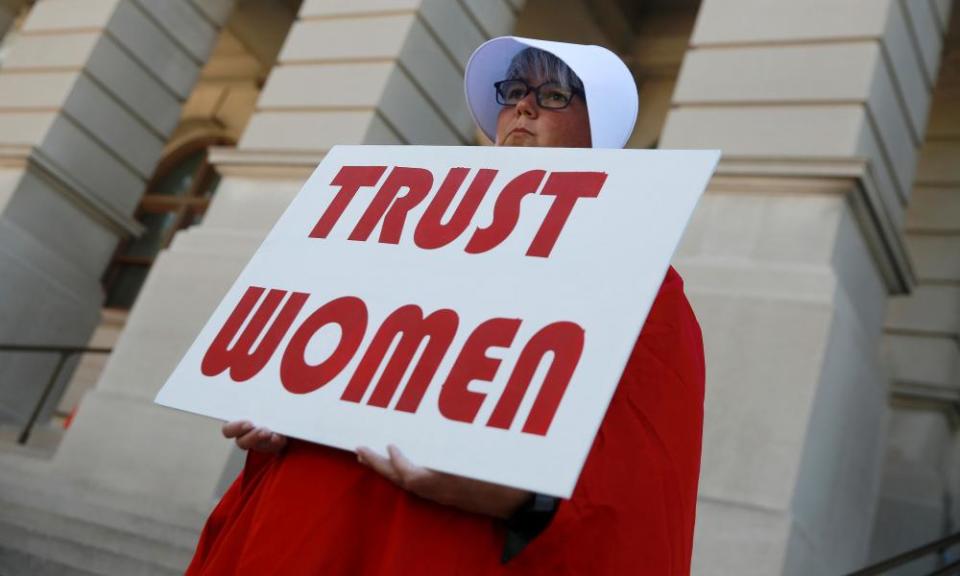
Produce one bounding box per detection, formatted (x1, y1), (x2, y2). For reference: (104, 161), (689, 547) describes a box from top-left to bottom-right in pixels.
(155, 145), (720, 498)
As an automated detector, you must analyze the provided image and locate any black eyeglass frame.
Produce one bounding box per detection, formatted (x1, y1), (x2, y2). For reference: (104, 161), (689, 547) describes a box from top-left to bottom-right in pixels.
(493, 79), (583, 110)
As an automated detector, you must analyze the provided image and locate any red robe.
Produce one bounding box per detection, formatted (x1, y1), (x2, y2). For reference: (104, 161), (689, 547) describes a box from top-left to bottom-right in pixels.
(187, 267), (704, 575)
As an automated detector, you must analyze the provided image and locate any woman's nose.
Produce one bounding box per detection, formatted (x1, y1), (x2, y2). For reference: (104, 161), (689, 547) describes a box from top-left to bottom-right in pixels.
(515, 91), (538, 117)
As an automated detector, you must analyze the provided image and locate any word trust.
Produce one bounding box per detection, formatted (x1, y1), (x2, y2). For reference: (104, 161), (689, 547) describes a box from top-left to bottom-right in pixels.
(310, 166), (607, 257)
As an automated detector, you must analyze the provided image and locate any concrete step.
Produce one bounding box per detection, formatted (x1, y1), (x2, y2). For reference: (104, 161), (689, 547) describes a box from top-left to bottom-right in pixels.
(0, 495), (193, 572)
(0, 473), (203, 551)
(0, 544), (102, 576)
(0, 451), (208, 546)
(0, 521), (180, 576)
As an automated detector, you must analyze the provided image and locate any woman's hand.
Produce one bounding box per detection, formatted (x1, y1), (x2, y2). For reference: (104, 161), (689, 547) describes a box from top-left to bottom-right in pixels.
(356, 444), (532, 519)
(222, 420), (288, 453)
(221, 423), (528, 518)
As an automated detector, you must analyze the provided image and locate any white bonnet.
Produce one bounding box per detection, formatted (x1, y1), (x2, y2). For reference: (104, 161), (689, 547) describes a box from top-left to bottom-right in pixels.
(464, 36), (639, 149)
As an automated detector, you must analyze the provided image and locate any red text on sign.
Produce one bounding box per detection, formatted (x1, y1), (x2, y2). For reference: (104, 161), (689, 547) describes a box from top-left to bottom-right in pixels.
(309, 166), (607, 258)
(200, 286), (585, 436)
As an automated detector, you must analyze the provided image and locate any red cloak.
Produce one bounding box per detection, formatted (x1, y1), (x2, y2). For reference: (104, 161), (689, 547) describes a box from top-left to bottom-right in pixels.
(186, 267), (704, 575)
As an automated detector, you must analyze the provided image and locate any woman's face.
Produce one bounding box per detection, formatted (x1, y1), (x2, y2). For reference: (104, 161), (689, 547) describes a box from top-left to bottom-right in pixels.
(495, 75), (592, 149)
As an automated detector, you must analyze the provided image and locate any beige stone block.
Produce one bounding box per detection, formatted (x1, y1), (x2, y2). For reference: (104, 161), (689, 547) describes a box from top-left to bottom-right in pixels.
(22, 0), (119, 32)
(279, 14), (415, 62)
(906, 234), (960, 281)
(901, 0), (943, 82)
(63, 74), (165, 178)
(676, 193), (844, 267)
(883, 1), (932, 138)
(690, 277), (834, 510)
(674, 43), (878, 104)
(94, 250), (247, 400)
(1, 32), (100, 69)
(460, 0), (514, 38)
(661, 105), (865, 157)
(420, 0), (486, 68)
(86, 35), (183, 136)
(786, 284), (889, 576)
(691, 499), (790, 576)
(380, 66), (461, 144)
(53, 389), (233, 507)
(906, 186), (960, 231)
(299, 0), (421, 17)
(691, 0), (891, 46)
(886, 284), (960, 335)
(169, 227), (265, 258)
(399, 18), (475, 139)
(38, 115), (145, 215)
(238, 110), (379, 151)
(257, 62), (393, 108)
(883, 333), (959, 387)
(0, 71), (78, 109)
(888, 408), (953, 466)
(136, 0), (217, 62)
(0, 111), (56, 145)
(915, 141), (960, 184)
(202, 176), (302, 232)
(107, 0), (200, 98)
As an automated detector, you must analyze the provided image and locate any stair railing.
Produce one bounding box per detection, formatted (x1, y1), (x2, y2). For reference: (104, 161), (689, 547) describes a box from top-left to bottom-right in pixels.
(846, 531), (960, 576)
(0, 344), (112, 444)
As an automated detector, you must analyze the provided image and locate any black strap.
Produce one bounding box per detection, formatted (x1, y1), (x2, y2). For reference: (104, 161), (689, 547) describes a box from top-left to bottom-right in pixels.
(501, 493), (560, 563)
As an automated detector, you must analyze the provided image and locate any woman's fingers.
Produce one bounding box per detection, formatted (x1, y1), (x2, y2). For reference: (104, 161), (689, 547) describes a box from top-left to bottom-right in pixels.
(223, 421), (287, 453)
(222, 420), (253, 439)
(356, 446), (402, 485)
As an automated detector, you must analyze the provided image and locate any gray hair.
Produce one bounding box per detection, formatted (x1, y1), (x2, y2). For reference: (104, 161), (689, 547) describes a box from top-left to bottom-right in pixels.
(505, 47), (585, 95)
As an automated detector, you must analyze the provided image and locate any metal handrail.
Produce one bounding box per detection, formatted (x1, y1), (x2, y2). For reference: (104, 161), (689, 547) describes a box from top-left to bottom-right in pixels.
(846, 531), (960, 575)
(0, 344), (112, 444)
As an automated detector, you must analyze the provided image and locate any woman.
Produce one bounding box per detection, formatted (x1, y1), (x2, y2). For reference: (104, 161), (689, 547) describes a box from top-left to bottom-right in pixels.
(187, 36), (704, 575)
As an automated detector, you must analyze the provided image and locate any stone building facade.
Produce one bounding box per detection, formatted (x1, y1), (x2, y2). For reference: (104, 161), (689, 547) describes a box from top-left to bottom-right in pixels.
(0, 1), (957, 574)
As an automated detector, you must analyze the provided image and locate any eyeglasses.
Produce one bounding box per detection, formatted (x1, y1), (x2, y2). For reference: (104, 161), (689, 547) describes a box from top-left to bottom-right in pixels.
(494, 79), (581, 109)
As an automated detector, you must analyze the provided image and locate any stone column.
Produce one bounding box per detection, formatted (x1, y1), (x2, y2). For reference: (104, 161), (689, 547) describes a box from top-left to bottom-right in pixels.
(0, 0), (232, 429)
(54, 0), (523, 510)
(875, 3), (960, 567)
(659, 0), (951, 574)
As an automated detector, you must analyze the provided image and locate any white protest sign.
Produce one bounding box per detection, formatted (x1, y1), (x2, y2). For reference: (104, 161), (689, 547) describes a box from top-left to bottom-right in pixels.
(156, 145), (719, 498)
